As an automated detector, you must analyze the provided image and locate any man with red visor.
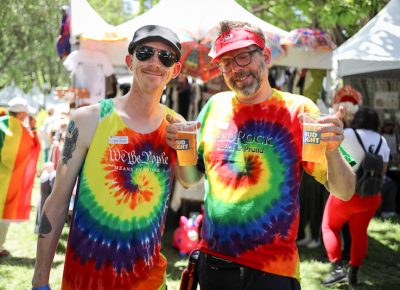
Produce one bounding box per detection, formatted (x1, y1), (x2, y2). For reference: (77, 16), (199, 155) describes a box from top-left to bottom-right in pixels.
(167, 21), (355, 290)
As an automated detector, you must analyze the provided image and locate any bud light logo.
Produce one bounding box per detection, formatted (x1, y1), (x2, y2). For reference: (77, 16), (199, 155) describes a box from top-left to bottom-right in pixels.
(177, 139), (190, 150)
(303, 131), (321, 144)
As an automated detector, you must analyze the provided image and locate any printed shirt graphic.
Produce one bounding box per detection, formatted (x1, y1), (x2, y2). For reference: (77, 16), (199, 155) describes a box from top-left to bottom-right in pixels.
(197, 89), (328, 280)
(62, 99), (177, 290)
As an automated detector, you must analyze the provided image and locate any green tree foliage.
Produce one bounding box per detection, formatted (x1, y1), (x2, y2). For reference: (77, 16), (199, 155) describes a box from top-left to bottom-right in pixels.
(237, 0), (389, 45)
(0, 0), (70, 93)
(87, 0), (133, 25)
(136, 0), (160, 15)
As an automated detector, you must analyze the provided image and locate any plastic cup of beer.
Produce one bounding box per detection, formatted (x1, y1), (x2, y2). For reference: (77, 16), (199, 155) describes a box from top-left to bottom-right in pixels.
(301, 112), (329, 163)
(173, 121), (198, 166)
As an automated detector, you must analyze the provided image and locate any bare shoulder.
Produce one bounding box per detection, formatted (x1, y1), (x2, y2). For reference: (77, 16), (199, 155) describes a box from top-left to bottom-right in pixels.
(69, 104), (100, 148)
(71, 104), (100, 122)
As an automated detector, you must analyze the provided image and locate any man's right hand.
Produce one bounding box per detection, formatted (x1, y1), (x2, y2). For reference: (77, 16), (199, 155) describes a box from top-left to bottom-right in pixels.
(166, 114), (182, 150)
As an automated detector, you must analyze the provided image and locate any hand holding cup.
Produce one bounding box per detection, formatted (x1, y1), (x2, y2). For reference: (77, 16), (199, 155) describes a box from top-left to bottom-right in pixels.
(166, 115), (200, 166)
(299, 107), (344, 163)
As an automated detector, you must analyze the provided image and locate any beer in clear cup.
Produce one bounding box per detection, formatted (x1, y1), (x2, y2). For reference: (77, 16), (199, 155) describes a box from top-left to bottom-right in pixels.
(173, 121), (198, 166)
(301, 113), (329, 163)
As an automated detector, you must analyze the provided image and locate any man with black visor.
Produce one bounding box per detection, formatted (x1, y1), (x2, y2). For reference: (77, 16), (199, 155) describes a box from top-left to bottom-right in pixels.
(32, 25), (185, 290)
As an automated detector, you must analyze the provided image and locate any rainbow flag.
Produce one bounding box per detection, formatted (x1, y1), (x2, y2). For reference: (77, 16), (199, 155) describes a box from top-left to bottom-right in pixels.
(0, 115), (40, 221)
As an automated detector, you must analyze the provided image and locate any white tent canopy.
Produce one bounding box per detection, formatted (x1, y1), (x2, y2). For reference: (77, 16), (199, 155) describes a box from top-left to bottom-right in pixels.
(70, 0), (116, 40)
(116, 0), (287, 42)
(112, 0), (288, 66)
(333, 0), (400, 77)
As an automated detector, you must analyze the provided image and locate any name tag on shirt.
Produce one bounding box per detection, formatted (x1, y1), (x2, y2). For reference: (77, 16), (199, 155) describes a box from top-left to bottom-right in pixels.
(109, 136), (129, 144)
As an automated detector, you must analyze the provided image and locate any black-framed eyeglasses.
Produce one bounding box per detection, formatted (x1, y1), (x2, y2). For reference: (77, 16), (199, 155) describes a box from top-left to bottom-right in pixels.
(217, 49), (260, 73)
(135, 45), (178, 67)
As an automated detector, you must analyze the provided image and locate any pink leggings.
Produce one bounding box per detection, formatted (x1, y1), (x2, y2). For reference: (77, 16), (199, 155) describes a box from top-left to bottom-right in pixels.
(322, 193), (381, 266)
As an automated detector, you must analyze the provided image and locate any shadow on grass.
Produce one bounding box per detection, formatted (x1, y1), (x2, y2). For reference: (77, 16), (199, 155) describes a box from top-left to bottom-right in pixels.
(299, 233), (400, 289)
(54, 232), (69, 255)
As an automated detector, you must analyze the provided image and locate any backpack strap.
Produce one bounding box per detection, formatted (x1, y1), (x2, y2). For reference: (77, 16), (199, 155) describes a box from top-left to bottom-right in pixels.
(353, 129), (367, 152)
(353, 128), (383, 154)
(374, 137), (383, 154)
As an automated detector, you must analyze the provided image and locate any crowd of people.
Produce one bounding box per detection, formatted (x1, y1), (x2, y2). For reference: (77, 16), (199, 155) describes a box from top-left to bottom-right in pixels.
(0, 20), (398, 290)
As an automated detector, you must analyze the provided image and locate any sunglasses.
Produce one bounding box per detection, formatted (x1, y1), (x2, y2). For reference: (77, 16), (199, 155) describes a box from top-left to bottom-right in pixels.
(135, 45), (178, 67)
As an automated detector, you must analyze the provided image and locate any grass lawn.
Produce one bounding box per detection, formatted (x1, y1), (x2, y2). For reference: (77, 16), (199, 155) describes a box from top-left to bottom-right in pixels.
(1, 178), (399, 290)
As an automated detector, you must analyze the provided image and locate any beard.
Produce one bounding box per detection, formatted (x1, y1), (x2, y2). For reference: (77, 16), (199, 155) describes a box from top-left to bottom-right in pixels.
(226, 61), (266, 97)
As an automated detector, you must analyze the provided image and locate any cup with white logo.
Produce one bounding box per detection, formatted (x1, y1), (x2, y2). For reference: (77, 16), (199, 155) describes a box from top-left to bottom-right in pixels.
(300, 112), (329, 163)
(173, 121), (198, 166)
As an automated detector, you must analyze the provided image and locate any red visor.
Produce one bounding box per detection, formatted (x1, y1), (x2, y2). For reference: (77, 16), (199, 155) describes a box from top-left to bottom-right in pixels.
(212, 29), (267, 62)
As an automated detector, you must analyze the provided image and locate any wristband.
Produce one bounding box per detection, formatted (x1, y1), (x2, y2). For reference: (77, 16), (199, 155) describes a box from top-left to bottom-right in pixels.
(32, 285), (51, 290)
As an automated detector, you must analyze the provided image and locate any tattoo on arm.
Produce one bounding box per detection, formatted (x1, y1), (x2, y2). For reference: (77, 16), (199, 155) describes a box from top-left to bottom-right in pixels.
(38, 212), (52, 238)
(62, 120), (79, 165)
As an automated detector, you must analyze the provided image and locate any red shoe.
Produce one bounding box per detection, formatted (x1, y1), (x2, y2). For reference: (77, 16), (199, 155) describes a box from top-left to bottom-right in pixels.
(0, 250), (10, 258)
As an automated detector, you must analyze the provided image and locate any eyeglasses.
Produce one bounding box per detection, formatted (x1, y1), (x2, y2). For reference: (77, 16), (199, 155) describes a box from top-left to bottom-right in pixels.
(217, 49), (260, 73)
(135, 45), (178, 67)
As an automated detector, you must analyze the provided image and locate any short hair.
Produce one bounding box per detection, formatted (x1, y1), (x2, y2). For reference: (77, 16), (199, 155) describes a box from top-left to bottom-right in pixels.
(350, 107), (381, 132)
(218, 20), (265, 44)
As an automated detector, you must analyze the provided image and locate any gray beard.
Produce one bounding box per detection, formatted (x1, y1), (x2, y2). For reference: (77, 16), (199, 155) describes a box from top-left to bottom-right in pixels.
(227, 61), (266, 97)
(231, 73), (260, 96)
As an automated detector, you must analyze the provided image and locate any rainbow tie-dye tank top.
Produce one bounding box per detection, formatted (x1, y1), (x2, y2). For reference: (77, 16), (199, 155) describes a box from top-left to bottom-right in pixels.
(197, 89), (328, 280)
(62, 99), (177, 290)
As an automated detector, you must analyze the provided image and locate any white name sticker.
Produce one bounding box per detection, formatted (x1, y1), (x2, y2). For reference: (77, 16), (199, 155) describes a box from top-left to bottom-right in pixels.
(109, 136), (129, 144)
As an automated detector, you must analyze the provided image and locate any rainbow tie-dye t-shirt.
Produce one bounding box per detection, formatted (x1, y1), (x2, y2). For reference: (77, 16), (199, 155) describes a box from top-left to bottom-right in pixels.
(62, 99), (177, 290)
(196, 89), (328, 280)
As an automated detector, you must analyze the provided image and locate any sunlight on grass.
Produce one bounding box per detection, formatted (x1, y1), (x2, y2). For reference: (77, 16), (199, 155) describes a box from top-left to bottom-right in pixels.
(368, 218), (400, 251)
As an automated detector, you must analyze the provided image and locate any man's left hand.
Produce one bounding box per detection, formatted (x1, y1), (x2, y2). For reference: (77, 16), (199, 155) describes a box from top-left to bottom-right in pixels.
(318, 106), (345, 151)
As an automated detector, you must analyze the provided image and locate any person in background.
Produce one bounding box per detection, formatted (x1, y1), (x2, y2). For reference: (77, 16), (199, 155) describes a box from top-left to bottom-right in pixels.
(296, 171), (328, 249)
(34, 162), (56, 234)
(176, 74), (192, 120)
(332, 85), (362, 129)
(331, 84), (363, 260)
(321, 107), (390, 286)
(0, 97), (40, 258)
(105, 74), (118, 99)
(380, 119), (399, 217)
(32, 24), (183, 290)
(39, 105), (55, 162)
(167, 20), (355, 290)
(381, 119), (398, 165)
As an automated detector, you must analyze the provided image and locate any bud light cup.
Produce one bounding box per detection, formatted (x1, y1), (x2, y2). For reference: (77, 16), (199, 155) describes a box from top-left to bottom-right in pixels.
(301, 113), (329, 163)
(173, 121), (198, 166)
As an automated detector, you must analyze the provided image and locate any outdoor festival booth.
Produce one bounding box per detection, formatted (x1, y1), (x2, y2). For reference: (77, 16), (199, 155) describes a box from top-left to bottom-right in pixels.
(63, 0), (125, 106)
(272, 28), (334, 70)
(333, 0), (400, 192)
(270, 28), (337, 107)
(333, 0), (400, 123)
